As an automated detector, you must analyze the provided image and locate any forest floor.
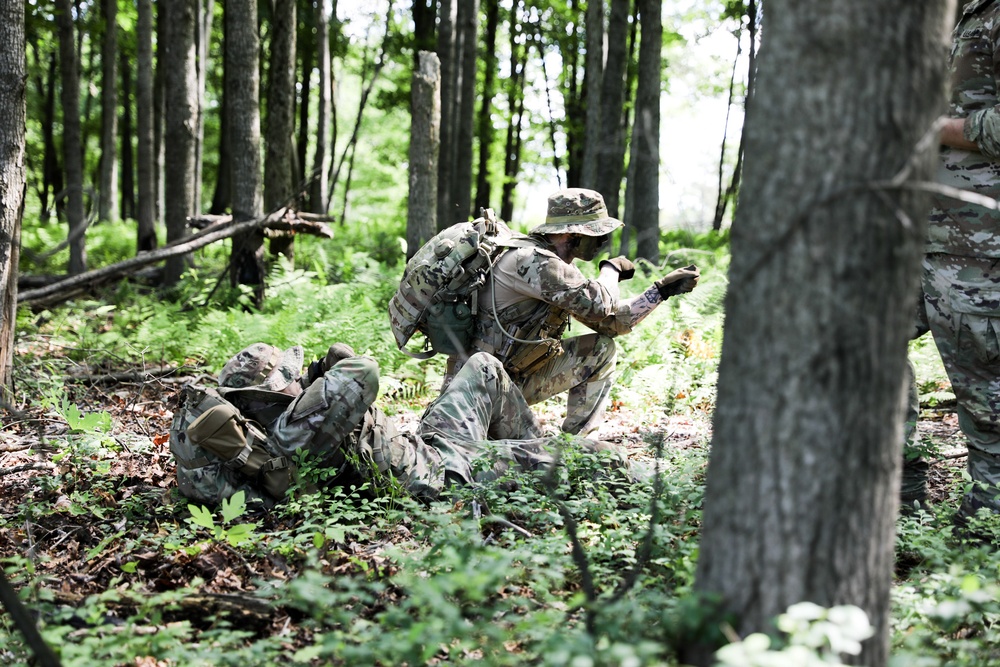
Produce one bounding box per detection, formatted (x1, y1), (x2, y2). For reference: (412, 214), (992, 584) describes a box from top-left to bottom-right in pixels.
(0, 364), (969, 647)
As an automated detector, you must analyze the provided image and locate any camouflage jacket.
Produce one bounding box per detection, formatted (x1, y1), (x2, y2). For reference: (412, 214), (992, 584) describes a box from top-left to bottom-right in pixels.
(473, 236), (642, 359)
(930, 0), (1000, 257)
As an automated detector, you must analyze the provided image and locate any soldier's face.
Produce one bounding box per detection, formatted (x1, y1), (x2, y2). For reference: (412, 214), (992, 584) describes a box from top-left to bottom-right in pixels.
(574, 233), (611, 261)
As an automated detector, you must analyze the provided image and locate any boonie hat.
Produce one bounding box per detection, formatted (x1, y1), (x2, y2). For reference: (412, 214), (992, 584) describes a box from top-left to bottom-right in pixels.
(217, 343), (304, 393)
(529, 188), (624, 237)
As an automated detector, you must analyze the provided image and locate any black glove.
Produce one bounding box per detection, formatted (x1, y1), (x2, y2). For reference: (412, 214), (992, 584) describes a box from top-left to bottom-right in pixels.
(599, 256), (636, 281)
(305, 343), (357, 384)
(655, 264), (700, 299)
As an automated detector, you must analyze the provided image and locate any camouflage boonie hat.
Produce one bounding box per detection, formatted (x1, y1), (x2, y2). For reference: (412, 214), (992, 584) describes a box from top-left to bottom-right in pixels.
(529, 188), (624, 237)
(217, 343), (304, 394)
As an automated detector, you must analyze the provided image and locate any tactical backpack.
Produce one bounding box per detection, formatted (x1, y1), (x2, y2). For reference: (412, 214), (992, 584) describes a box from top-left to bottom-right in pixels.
(389, 208), (517, 358)
(169, 385), (297, 505)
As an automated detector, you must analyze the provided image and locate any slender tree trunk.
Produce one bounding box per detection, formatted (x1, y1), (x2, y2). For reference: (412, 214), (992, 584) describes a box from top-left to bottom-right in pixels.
(500, 1), (525, 224)
(581, 0), (604, 189)
(154, 4), (166, 226)
(99, 0), (118, 224)
(594, 0), (629, 218)
(296, 0), (314, 198)
(412, 0), (437, 71)
(265, 0), (297, 258)
(686, 3), (951, 666)
(309, 0), (331, 214)
(136, 0), (157, 252)
(227, 0), (265, 305)
(163, 0), (198, 284)
(119, 51), (135, 221)
(193, 0), (216, 217)
(0, 0), (26, 399)
(407, 51), (440, 260)
(56, 0), (87, 274)
(622, 0), (660, 262)
(562, 1), (584, 188)
(210, 31), (232, 216)
(435, 0), (457, 229)
(453, 0), (478, 221)
(474, 0), (498, 213)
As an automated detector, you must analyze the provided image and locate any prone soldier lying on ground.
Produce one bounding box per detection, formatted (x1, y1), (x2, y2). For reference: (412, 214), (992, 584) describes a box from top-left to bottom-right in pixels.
(169, 342), (631, 507)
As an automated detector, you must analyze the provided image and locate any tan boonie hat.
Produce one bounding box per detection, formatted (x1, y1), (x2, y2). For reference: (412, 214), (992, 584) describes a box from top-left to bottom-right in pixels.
(217, 343), (304, 394)
(529, 188), (624, 237)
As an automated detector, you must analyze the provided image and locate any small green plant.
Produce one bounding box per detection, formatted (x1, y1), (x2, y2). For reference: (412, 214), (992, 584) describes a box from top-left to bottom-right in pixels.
(186, 491), (258, 547)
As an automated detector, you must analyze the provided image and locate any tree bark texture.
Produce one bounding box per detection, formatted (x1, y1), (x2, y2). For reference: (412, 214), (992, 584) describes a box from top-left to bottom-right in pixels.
(435, 0), (457, 229)
(689, 3), (951, 666)
(453, 0), (479, 221)
(474, 0), (499, 213)
(407, 51), (440, 260)
(500, 2), (525, 223)
(55, 0), (86, 274)
(581, 0), (605, 190)
(194, 0), (216, 217)
(226, 0), (265, 305)
(136, 0), (157, 252)
(309, 0), (331, 214)
(0, 0), (26, 399)
(99, 0), (118, 224)
(119, 52), (135, 221)
(162, 0), (198, 284)
(622, 0), (660, 262)
(594, 0), (629, 218)
(265, 0), (297, 258)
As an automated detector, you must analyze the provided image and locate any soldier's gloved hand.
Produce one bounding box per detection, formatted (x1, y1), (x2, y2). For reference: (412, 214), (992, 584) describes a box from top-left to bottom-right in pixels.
(655, 264), (700, 298)
(323, 343), (356, 369)
(305, 343), (357, 384)
(599, 256), (635, 281)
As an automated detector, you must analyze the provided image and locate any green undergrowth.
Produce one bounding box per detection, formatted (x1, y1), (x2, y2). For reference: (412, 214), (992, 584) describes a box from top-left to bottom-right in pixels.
(8, 224), (1000, 665)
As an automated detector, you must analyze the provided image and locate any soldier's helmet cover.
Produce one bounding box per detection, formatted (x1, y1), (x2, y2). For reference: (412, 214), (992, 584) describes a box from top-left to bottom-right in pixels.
(529, 188), (624, 237)
(217, 343), (304, 393)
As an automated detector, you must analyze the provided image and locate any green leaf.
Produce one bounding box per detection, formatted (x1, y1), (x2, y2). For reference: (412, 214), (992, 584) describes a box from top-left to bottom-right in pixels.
(121, 562), (138, 573)
(188, 504), (216, 530)
(313, 531), (325, 550)
(221, 490), (246, 524)
(225, 523), (255, 547)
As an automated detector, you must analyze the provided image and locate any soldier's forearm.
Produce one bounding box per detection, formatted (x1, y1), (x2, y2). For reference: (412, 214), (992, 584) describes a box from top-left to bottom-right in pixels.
(620, 285), (664, 329)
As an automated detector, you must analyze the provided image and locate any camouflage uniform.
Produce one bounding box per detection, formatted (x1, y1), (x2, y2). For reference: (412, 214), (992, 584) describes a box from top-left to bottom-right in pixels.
(924, 0), (1000, 515)
(457, 188), (695, 436)
(174, 343), (622, 504)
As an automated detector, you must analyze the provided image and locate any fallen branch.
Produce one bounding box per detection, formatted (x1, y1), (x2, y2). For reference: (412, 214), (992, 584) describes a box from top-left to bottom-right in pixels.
(0, 463), (55, 477)
(18, 208), (334, 308)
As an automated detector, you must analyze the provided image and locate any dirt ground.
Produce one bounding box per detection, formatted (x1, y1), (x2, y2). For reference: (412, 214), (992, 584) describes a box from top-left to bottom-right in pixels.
(0, 371), (967, 615)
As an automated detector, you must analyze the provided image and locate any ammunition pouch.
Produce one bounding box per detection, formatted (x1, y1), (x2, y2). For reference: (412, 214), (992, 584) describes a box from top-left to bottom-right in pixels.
(502, 308), (569, 378)
(186, 404), (296, 500)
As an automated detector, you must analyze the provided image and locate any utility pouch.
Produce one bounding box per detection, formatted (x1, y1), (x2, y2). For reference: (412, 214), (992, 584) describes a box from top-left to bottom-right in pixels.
(187, 404), (296, 500)
(504, 308), (569, 377)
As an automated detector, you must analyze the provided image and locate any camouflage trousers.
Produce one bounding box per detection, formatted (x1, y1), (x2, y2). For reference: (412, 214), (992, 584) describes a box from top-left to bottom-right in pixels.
(922, 253), (1000, 511)
(516, 333), (617, 436)
(417, 352), (623, 488)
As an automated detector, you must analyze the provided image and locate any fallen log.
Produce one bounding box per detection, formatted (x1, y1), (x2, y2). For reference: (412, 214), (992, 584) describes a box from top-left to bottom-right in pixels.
(18, 208), (334, 309)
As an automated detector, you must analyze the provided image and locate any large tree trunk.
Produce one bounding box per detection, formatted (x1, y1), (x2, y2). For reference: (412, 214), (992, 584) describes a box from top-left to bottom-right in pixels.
(621, 0), (660, 262)
(227, 0), (265, 306)
(309, 0), (331, 214)
(265, 0), (297, 258)
(686, 3), (951, 666)
(435, 0), (457, 229)
(473, 0), (498, 213)
(407, 51), (440, 260)
(99, 0), (118, 224)
(55, 0), (87, 275)
(162, 0), (198, 284)
(0, 0), (26, 400)
(453, 0), (478, 221)
(580, 0), (604, 190)
(136, 0), (157, 252)
(594, 0), (629, 218)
